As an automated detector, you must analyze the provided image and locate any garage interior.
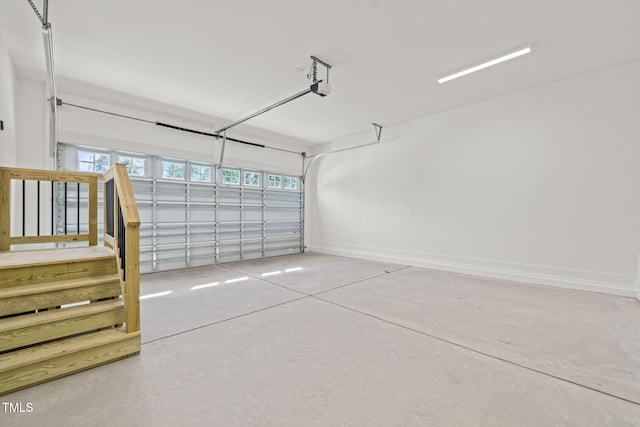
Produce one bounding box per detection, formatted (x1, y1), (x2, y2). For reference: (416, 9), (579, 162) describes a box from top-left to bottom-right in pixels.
(0, 1), (639, 426)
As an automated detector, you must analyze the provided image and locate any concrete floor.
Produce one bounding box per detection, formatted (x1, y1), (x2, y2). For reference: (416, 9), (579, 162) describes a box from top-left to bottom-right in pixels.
(4, 253), (640, 426)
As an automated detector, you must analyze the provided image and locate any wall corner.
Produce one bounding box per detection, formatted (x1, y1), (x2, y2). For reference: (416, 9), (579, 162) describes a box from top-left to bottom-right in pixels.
(636, 252), (640, 301)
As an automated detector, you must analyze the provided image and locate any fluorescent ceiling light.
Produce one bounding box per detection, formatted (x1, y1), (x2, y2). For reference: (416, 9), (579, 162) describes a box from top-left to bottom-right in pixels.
(438, 46), (532, 84)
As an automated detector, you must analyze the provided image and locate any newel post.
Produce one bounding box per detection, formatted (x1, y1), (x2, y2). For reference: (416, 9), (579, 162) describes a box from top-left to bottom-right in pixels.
(125, 223), (140, 333)
(0, 169), (11, 251)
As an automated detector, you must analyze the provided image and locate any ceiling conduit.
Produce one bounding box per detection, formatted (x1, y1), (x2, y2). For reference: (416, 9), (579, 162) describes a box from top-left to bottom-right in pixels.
(27, 0), (58, 157)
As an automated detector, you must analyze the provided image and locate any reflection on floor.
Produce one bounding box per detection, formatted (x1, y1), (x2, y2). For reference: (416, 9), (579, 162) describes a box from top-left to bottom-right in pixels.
(4, 252), (640, 426)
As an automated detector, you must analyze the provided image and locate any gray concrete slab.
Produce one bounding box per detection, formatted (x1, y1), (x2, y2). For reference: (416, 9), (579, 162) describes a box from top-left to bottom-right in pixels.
(140, 265), (302, 343)
(318, 266), (640, 404)
(223, 252), (406, 294)
(4, 297), (639, 426)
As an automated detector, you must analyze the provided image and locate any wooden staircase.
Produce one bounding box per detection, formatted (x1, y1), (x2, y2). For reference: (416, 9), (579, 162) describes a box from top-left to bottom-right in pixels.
(0, 165), (141, 395)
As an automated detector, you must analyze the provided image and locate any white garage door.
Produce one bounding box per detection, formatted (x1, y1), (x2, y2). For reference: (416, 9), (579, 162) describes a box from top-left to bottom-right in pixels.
(58, 144), (304, 273)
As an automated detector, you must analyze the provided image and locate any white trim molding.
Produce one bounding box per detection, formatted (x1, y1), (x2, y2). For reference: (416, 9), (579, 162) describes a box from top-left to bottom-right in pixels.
(310, 242), (637, 298)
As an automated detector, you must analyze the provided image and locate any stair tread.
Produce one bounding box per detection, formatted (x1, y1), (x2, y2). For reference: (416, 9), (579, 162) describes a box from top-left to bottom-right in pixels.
(0, 246), (115, 270)
(0, 274), (121, 299)
(0, 299), (123, 332)
(0, 328), (140, 372)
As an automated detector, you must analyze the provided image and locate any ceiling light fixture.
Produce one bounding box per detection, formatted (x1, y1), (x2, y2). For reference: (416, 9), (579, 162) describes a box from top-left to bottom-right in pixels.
(437, 46), (532, 84)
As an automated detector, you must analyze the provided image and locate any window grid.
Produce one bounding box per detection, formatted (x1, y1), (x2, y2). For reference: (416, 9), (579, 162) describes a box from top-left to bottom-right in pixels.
(191, 164), (212, 182)
(268, 174), (282, 188)
(284, 176), (298, 190)
(222, 168), (241, 185)
(244, 171), (260, 187)
(119, 155), (146, 177)
(74, 147), (300, 191)
(162, 161), (186, 180)
(78, 150), (111, 173)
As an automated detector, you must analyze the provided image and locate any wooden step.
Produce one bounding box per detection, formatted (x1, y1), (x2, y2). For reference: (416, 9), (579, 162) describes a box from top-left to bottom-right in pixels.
(0, 246), (118, 288)
(0, 328), (141, 395)
(0, 274), (122, 317)
(0, 300), (125, 352)
(0, 246), (115, 268)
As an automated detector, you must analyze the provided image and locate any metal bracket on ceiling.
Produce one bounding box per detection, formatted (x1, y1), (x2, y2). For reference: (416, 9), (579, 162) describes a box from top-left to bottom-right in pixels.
(372, 123), (382, 143)
(309, 55), (332, 84)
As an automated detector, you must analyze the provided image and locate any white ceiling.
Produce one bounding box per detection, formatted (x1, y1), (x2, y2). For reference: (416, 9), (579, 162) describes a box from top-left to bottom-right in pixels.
(1, 1), (639, 145)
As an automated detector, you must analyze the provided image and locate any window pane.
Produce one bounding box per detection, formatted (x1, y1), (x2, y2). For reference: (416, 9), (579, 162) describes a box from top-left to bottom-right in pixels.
(191, 165), (212, 182)
(95, 154), (111, 172)
(162, 161), (186, 180)
(268, 174), (283, 188)
(174, 163), (185, 179)
(284, 176), (297, 190)
(162, 162), (172, 178)
(244, 171), (260, 187)
(127, 157), (147, 176)
(222, 169), (240, 185)
(78, 162), (93, 172)
(78, 150), (110, 173)
(125, 157), (146, 176)
(78, 151), (94, 162)
(132, 160), (145, 176)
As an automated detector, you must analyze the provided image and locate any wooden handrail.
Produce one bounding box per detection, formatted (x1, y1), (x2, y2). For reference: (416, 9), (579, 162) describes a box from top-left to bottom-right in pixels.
(0, 167), (100, 251)
(104, 165), (140, 227)
(0, 167), (102, 183)
(104, 164), (140, 333)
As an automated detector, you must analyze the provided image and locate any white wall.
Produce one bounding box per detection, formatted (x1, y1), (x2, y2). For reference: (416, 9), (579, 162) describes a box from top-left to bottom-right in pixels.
(0, 34), (17, 167)
(15, 76), (50, 170)
(8, 76), (52, 242)
(307, 60), (640, 297)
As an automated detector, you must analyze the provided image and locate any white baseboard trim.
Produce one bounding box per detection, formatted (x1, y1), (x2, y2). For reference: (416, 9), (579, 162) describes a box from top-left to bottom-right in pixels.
(309, 242), (636, 298)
